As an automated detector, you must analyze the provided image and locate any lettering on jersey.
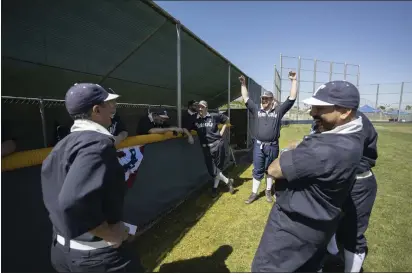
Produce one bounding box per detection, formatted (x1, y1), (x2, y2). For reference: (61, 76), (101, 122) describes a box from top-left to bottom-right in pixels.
(258, 112), (277, 118)
(195, 121), (214, 128)
(108, 121), (117, 135)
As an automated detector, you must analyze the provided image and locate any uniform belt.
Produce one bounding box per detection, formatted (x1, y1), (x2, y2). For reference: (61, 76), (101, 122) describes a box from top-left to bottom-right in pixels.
(256, 140), (277, 146)
(356, 170), (373, 180)
(202, 139), (220, 148)
(56, 234), (114, 251)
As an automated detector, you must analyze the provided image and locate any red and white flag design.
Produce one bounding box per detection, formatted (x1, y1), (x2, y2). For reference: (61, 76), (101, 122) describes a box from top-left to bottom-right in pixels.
(116, 145), (144, 188)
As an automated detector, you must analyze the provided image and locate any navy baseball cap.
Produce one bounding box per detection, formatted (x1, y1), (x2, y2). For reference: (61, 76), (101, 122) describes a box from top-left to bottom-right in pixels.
(261, 91), (274, 98)
(188, 100), (198, 106)
(302, 80), (360, 109)
(150, 108), (169, 119)
(65, 83), (120, 115)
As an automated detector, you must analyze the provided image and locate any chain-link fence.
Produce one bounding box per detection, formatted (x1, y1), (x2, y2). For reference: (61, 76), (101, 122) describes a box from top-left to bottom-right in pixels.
(276, 54), (360, 121)
(274, 54), (412, 122)
(358, 82), (412, 122)
(1, 96), (223, 151)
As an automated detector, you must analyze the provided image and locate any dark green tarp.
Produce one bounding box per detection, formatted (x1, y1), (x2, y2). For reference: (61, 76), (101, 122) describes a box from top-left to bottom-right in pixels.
(1, 0), (258, 109)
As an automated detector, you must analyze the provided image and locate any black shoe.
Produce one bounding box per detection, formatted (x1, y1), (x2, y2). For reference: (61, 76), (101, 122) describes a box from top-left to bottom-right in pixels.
(265, 190), (273, 203)
(227, 178), (235, 194)
(245, 192), (258, 204)
(211, 188), (218, 198)
(322, 251), (344, 272)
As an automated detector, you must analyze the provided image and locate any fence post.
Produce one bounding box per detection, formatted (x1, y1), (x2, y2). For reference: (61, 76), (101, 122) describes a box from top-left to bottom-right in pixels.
(246, 77), (251, 149)
(344, 62), (347, 80)
(313, 59), (317, 94)
(176, 22), (182, 128)
(274, 64), (277, 101)
(398, 82), (404, 122)
(297, 56), (301, 121)
(329, 62), (333, 81)
(375, 84), (380, 111)
(227, 63), (231, 120)
(227, 63), (231, 145)
(280, 53), (283, 100)
(39, 98), (48, 148)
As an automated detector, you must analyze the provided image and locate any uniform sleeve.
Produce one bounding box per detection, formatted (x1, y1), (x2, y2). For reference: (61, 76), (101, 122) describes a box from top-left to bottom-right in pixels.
(162, 121), (172, 128)
(217, 113), (229, 124)
(278, 97), (296, 118)
(58, 143), (114, 238)
(361, 113), (378, 166)
(136, 117), (152, 135)
(279, 138), (329, 182)
(183, 115), (197, 131)
(245, 99), (258, 114)
(115, 116), (127, 134)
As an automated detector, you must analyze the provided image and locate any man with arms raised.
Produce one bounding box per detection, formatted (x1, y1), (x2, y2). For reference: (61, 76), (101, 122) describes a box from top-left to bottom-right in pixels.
(239, 72), (297, 204)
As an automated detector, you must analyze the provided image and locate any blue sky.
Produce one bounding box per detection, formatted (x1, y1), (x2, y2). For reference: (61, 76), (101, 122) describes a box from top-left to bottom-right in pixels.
(155, 1), (412, 109)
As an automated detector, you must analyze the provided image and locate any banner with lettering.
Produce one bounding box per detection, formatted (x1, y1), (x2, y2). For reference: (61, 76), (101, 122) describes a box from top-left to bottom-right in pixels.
(116, 145), (144, 188)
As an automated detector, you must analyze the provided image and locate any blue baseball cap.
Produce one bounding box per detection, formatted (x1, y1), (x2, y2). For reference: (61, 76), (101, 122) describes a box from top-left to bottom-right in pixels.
(302, 80), (360, 109)
(65, 83), (120, 115)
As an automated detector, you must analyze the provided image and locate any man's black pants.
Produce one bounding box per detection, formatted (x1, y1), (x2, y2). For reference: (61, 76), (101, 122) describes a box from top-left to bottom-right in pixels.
(337, 174), (378, 254)
(201, 139), (226, 178)
(50, 236), (145, 272)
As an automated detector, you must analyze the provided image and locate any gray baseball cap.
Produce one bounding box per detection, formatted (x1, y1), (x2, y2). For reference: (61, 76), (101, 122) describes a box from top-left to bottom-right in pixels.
(261, 91), (274, 98)
(198, 100), (208, 108)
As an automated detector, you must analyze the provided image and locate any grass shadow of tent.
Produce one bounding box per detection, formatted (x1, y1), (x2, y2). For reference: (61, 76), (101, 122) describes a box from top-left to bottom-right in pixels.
(135, 161), (250, 272)
(158, 245), (233, 273)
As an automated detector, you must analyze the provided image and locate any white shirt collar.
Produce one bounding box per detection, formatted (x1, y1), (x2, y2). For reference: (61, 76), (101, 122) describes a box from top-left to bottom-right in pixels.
(70, 119), (114, 140)
(322, 116), (363, 135)
(260, 103), (275, 113)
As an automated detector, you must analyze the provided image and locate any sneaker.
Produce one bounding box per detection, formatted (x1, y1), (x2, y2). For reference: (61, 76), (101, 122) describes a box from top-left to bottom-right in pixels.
(227, 178), (235, 194)
(245, 192), (258, 204)
(265, 190), (273, 203)
(211, 188), (218, 198)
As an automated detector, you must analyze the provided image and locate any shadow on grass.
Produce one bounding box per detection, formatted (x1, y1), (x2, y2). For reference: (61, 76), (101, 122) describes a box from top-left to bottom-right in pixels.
(158, 245), (233, 273)
(136, 160), (251, 272)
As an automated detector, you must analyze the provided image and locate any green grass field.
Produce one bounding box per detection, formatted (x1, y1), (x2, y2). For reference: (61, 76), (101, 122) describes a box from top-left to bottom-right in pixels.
(137, 123), (412, 272)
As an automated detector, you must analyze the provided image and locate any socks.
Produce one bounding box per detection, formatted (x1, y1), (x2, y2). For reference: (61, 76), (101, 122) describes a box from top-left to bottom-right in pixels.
(213, 176), (220, 188)
(218, 172), (229, 184)
(252, 178), (261, 194)
(344, 249), (365, 272)
(327, 234), (339, 255)
(266, 176), (273, 191)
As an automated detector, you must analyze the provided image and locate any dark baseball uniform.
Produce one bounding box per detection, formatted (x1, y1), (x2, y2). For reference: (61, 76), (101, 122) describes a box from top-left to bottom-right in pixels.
(337, 111), (378, 254)
(246, 97), (296, 181)
(108, 114), (127, 137)
(136, 115), (171, 135)
(190, 112), (229, 178)
(252, 117), (364, 272)
(41, 124), (144, 272)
